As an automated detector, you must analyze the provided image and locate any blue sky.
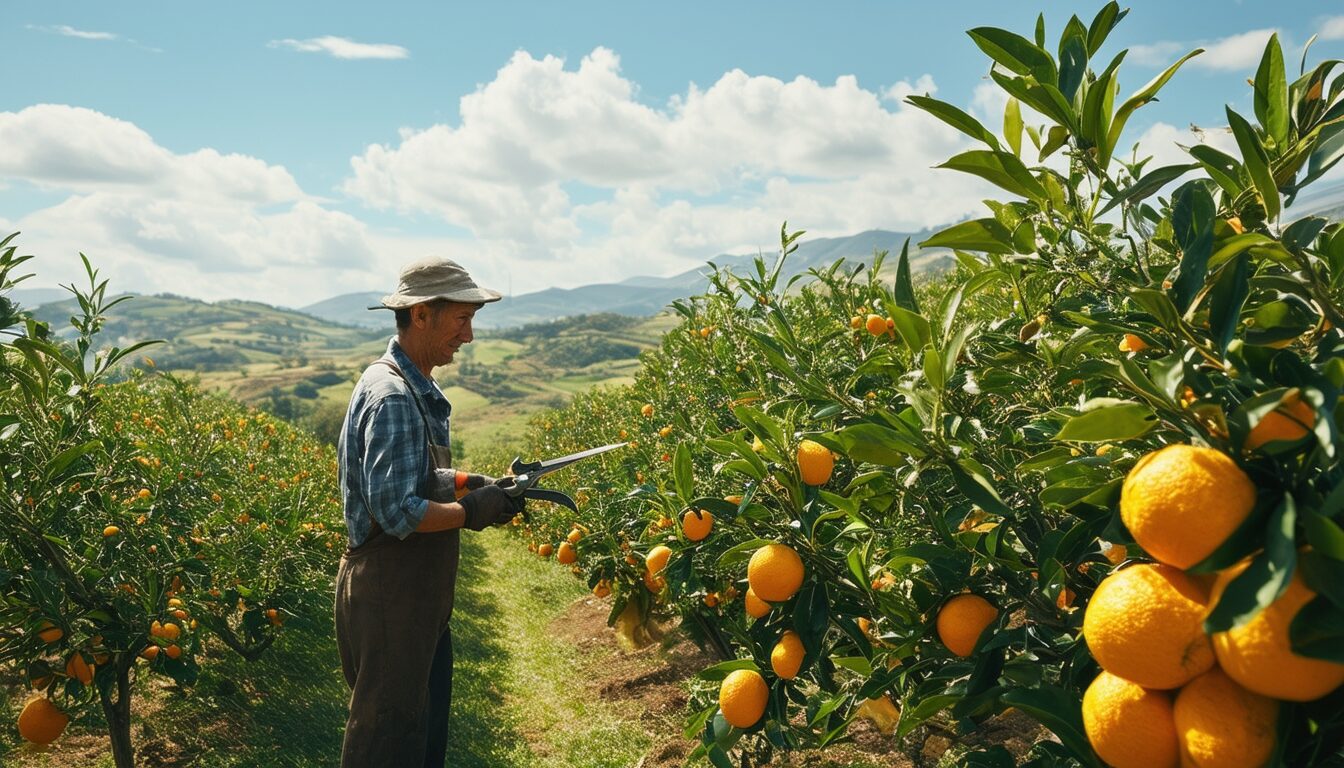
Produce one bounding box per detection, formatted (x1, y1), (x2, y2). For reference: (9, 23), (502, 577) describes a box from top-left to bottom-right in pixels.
(4, 1), (1342, 307)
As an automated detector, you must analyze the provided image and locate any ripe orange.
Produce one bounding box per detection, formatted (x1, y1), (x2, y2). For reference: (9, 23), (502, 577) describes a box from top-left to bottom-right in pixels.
(796, 440), (834, 485)
(1082, 563), (1214, 689)
(567, 528), (583, 544)
(65, 652), (94, 685)
(718, 669), (769, 728)
(1120, 444), (1255, 569)
(1244, 391), (1315, 450)
(771, 630), (805, 680)
(1210, 562), (1344, 701)
(744, 588), (771, 619)
(140, 645), (160, 661)
(592, 579), (611, 599)
(160, 622), (181, 641)
(103, 525), (120, 537)
(1081, 670), (1179, 768)
(747, 543), (805, 602)
(849, 315), (863, 329)
(18, 696), (69, 745)
(640, 403), (654, 418)
(165, 644), (182, 659)
(682, 509), (713, 542)
(1173, 668), (1277, 768)
(36, 621), (63, 644)
(936, 594), (998, 657)
(557, 541), (577, 565)
(537, 542), (553, 558)
(1119, 333), (1150, 353)
(865, 314), (887, 336)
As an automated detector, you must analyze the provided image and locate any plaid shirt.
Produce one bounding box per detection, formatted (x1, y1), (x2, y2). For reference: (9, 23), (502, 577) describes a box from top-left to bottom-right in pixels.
(338, 338), (453, 548)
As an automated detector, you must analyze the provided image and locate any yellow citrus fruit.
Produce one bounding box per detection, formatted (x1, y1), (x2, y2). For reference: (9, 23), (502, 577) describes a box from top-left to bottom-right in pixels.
(1210, 562), (1344, 701)
(1081, 670), (1179, 768)
(1245, 391), (1315, 450)
(1173, 668), (1278, 768)
(796, 440), (835, 486)
(849, 315), (862, 329)
(1119, 333), (1150, 353)
(557, 541), (577, 565)
(682, 509), (713, 542)
(747, 543), (805, 602)
(537, 543), (553, 558)
(18, 696), (69, 745)
(865, 314), (887, 336)
(65, 652), (94, 685)
(936, 594), (998, 657)
(103, 525), (120, 537)
(567, 529), (583, 544)
(640, 403), (654, 418)
(854, 695), (901, 735)
(1120, 444), (1255, 569)
(770, 630), (806, 680)
(718, 669), (769, 728)
(1082, 563), (1214, 689)
(744, 588), (771, 619)
(646, 544), (672, 575)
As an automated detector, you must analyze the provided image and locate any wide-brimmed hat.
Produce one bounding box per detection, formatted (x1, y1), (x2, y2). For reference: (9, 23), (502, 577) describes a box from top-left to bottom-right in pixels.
(370, 256), (503, 310)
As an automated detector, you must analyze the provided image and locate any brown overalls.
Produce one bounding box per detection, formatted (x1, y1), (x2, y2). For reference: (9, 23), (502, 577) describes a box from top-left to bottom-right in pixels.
(335, 361), (459, 768)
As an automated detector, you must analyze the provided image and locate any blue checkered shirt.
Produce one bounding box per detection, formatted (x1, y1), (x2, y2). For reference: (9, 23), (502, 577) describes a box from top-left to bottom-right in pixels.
(338, 338), (453, 547)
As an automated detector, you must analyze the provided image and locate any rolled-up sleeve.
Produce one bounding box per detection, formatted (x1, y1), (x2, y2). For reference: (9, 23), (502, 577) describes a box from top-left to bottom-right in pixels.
(359, 395), (430, 540)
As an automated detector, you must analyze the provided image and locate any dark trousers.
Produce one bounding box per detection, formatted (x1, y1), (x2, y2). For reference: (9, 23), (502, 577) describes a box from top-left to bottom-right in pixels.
(336, 528), (460, 768)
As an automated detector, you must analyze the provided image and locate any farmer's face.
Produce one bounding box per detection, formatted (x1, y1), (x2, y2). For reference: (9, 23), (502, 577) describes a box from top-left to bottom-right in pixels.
(422, 301), (477, 367)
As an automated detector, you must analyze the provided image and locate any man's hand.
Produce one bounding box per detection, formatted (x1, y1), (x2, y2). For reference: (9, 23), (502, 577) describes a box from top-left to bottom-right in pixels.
(459, 485), (525, 531)
(424, 469), (496, 503)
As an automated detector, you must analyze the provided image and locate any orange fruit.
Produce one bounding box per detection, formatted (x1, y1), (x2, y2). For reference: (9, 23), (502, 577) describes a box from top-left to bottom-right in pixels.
(718, 669), (769, 728)
(936, 594), (998, 657)
(65, 652), (94, 685)
(537, 543), (553, 558)
(643, 569), (665, 593)
(744, 588), (771, 619)
(865, 314), (887, 336)
(1244, 391), (1315, 450)
(854, 695), (901, 735)
(592, 579), (611, 599)
(1210, 562), (1344, 701)
(1083, 563), (1214, 689)
(103, 525), (120, 537)
(1119, 333), (1150, 353)
(160, 622), (181, 641)
(165, 644), (182, 659)
(770, 630), (805, 680)
(682, 509), (713, 542)
(1081, 670), (1179, 768)
(266, 608), (283, 626)
(557, 541), (577, 565)
(640, 404), (654, 418)
(566, 529), (583, 544)
(646, 544), (672, 575)
(36, 621), (62, 644)
(140, 645), (160, 661)
(1173, 668), (1277, 768)
(747, 543), (805, 602)
(18, 697), (69, 745)
(1120, 445), (1255, 569)
(849, 315), (863, 329)
(796, 439), (835, 485)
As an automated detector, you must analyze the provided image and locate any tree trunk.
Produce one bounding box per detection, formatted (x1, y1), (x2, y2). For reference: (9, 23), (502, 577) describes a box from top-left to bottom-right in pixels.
(99, 655), (136, 768)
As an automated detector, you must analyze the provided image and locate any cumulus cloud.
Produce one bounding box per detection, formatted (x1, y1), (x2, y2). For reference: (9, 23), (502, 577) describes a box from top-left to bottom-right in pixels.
(1322, 16), (1344, 41)
(269, 36), (409, 60)
(1127, 28), (1279, 72)
(345, 48), (990, 285)
(28, 24), (118, 41)
(1, 105), (385, 306)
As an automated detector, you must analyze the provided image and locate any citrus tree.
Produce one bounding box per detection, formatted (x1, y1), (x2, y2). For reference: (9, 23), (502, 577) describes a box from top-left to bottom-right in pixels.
(0, 236), (341, 767)
(500, 4), (1344, 766)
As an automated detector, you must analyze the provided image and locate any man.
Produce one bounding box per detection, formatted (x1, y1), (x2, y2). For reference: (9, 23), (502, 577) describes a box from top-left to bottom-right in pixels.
(335, 255), (524, 768)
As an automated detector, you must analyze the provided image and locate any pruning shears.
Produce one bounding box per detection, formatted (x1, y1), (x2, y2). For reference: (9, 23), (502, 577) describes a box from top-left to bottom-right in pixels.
(494, 442), (627, 514)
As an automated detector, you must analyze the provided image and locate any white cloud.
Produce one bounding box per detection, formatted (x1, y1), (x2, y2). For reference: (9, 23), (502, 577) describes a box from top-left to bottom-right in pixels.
(1, 105), (386, 307)
(28, 24), (118, 41)
(269, 36), (408, 60)
(1128, 28), (1279, 72)
(345, 48), (990, 286)
(1322, 16), (1344, 41)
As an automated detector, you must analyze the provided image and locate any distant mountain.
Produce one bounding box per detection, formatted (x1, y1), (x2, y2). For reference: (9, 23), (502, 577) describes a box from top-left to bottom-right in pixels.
(302, 229), (948, 329)
(10, 287), (68, 310)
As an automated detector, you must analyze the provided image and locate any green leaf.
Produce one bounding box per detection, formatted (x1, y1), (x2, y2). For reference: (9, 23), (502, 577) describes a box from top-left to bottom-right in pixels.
(1303, 512), (1344, 560)
(938, 150), (1047, 201)
(833, 422), (927, 464)
(1004, 98), (1023, 157)
(1204, 495), (1298, 633)
(1099, 163), (1198, 216)
(1253, 33), (1290, 148)
(1058, 31), (1088, 102)
(1188, 144), (1246, 198)
(1289, 596), (1344, 663)
(793, 580), (829, 659)
(1080, 52), (1124, 149)
(948, 461), (1014, 518)
(893, 239), (920, 314)
(999, 686), (1099, 766)
(673, 442), (694, 503)
(1208, 233), (1292, 268)
(1086, 2), (1126, 56)
(921, 219), (1016, 255)
(887, 306), (932, 351)
(1227, 106), (1281, 221)
(44, 439), (102, 484)
(1170, 182), (1216, 313)
(1208, 253), (1251, 355)
(906, 96), (1001, 150)
(1053, 401), (1158, 442)
(1103, 49), (1203, 168)
(968, 27), (1058, 83)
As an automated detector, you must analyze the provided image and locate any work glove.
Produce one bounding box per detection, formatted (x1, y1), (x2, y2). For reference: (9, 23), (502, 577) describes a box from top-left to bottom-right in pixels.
(459, 484), (525, 531)
(424, 469), (496, 503)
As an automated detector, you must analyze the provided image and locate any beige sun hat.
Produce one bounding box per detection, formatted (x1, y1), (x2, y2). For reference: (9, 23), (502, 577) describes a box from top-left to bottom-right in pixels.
(371, 256), (503, 310)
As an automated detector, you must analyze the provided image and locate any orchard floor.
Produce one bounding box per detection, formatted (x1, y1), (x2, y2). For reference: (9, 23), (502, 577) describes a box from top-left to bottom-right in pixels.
(1, 529), (1032, 767)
